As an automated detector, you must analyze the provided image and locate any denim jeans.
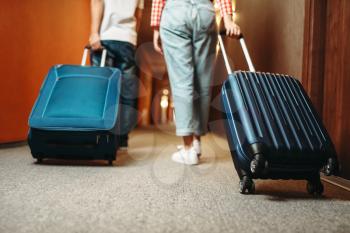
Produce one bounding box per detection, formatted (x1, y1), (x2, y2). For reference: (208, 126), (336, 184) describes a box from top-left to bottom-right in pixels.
(160, 0), (217, 136)
(91, 40), (139, 136)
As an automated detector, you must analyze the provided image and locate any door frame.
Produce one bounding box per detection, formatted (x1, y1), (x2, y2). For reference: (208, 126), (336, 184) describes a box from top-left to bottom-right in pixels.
(302, 0), (327, 115)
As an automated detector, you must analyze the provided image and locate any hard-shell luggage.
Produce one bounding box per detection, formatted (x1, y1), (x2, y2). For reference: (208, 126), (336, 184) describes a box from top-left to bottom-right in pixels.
(218, 33), (339, 195)
(28, 47), (121, 165)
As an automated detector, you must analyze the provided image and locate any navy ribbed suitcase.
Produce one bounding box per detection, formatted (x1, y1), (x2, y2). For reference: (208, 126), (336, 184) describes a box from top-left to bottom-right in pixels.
(28, 47), (121, 165)
(218, 34), (338, 195)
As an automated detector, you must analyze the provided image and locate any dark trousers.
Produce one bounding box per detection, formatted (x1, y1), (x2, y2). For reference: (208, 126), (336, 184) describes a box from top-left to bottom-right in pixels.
(91, 40), (139, 137)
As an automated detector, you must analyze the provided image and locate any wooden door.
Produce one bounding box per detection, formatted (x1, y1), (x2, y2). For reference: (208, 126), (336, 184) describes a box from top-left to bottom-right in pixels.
(303, 0), (350, 179)
(323, 0), (350, 179)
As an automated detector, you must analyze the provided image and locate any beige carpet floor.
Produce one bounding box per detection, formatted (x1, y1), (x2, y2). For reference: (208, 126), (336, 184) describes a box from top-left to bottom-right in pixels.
(0, 127), (350, 233)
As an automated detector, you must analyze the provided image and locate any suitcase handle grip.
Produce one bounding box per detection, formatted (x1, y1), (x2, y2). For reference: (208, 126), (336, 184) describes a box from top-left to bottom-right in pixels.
(81, 45), (107, 68)
(218, 31), (255, 74)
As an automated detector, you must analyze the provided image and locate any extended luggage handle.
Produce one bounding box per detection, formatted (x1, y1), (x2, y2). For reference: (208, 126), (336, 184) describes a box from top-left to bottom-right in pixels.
(81, 45), (107, 67)
(218, 31), (256, 74)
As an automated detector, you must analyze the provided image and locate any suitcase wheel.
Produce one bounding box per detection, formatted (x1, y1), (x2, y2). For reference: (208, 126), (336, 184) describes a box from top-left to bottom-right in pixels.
(37, 158), (43, 164)
(239, 176), (255, 194)
(306, 179), (324, 196)
(250, 154), (268, 175)
(324, 158), (338, 176)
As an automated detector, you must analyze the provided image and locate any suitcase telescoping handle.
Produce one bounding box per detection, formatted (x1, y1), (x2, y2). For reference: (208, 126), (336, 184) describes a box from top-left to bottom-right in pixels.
(81, 45), (107, 67)
(218, 31), (256, 74)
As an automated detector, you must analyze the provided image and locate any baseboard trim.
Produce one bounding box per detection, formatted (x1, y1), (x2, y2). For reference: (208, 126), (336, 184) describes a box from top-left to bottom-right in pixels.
(0, 141), (27, 149)
(321, 175), (350, 192)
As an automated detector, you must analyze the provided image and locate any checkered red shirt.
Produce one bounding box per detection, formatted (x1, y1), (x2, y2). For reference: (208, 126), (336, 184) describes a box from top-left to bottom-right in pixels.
(151, 0), (233, 27)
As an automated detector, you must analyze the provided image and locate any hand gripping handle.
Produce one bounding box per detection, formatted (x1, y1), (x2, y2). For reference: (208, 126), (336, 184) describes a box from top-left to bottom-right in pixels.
(218, 31), (255, 74)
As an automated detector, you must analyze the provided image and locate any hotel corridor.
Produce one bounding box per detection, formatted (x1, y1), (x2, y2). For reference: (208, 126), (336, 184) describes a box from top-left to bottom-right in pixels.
(1, 126), (349, 233)
(1, 1), (350, 232)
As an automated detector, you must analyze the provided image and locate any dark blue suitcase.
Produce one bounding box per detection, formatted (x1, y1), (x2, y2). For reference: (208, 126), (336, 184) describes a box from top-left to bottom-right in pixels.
(28, 47), (121, 165)
(218, 34), (338, 195)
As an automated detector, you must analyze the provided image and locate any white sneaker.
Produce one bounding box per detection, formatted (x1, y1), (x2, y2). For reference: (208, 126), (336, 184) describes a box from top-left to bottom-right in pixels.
(172, 146), (198, 165)
(177, 140), (201, 157)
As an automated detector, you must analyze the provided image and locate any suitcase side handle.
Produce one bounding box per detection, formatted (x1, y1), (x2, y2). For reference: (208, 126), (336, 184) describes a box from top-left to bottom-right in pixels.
(218, 31), (256, 74)
(81, 45), (107, 67)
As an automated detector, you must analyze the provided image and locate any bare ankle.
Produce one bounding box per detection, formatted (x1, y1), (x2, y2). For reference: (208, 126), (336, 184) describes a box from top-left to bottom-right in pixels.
(183, 135), (194, 149)
(194, 135), (201, 142)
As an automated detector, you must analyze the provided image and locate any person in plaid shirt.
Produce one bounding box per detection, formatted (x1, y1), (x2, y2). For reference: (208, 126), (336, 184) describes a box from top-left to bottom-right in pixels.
(151, 0), (240, 165)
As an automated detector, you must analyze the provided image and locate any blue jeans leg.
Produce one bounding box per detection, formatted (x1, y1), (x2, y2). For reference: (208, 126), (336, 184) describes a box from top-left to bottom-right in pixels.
(160, 0), (217, 136)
